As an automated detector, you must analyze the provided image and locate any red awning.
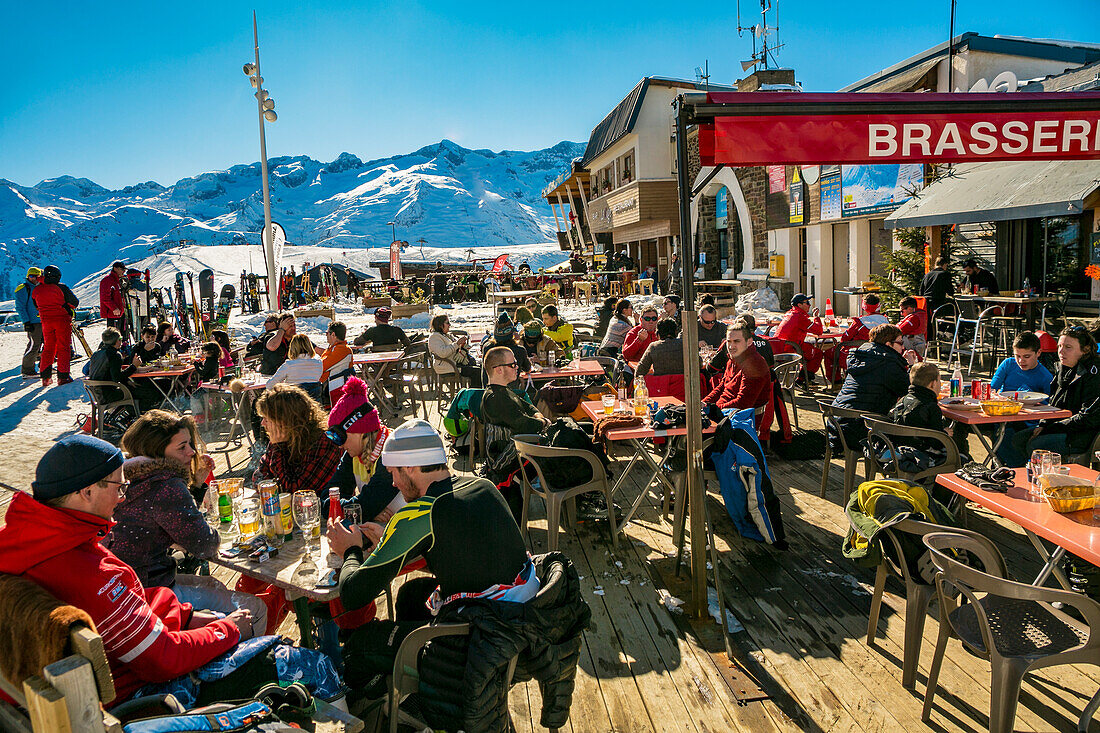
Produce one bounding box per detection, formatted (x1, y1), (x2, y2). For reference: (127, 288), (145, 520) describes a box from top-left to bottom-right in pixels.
(696, 91), (1100, 166)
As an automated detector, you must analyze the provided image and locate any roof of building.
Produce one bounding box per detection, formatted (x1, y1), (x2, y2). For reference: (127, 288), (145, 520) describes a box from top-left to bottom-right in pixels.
(885, 160), (1100, 229)
(580, 76), (736, 167)
(841, 33), (1100, 92)
(1023, 58), (1100, 92)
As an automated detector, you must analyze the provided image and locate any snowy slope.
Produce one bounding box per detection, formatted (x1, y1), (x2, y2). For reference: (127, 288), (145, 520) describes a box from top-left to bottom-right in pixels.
(0, 140), (584, 299)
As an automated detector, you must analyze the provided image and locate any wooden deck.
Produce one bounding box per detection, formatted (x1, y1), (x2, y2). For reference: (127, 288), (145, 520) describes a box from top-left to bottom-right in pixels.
(3, 375), (1100, 732)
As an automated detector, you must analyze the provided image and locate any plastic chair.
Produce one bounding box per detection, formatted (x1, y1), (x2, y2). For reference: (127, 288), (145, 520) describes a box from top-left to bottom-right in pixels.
(513, 435), (617, 551)
(772, 353), (803, 430)
(817, 400), (874, 500)
(81, 379), (140, 440)
(861, 518), (988, 690)
(574, 281), (594, 304)
(864, 418), (963, 484)
(636, 278), (654, 295)
(921, 531), (1100, 733)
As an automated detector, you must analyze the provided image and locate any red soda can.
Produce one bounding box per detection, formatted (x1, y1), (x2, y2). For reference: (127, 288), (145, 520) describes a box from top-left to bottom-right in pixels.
(971, 379), (981, 398)
(982, 381), (992, 400)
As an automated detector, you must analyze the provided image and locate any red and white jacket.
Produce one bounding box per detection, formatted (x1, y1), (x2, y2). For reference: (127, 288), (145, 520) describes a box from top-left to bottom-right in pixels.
(622, 325), (658, 362)
(0, 492), (239, 702)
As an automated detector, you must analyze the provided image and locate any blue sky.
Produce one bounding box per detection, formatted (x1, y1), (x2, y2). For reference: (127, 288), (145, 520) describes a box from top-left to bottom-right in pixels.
(1, 0), (1095, 189)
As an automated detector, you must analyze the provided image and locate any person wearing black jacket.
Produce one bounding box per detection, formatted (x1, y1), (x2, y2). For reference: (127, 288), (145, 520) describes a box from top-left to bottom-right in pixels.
(1005, 326), (1100, 466)
(831, 324), (916, 449)
(593, 296), (617, 340)
(888, 362), (947, 453)
(960, 259), (999, 295)
(87, 327), (158, 410)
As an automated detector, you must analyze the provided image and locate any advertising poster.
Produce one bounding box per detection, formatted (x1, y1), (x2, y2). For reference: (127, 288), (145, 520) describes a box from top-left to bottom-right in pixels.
(788, 168), (804, 225)
(715, 186), (728, 229)
(820, 171), (842, 221)
(768, 165), (786, 193)
(841, 163), (924, 218)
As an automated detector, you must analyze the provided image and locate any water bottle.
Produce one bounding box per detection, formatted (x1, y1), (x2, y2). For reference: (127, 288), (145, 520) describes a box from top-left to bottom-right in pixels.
(1022, 277), (1031, 295)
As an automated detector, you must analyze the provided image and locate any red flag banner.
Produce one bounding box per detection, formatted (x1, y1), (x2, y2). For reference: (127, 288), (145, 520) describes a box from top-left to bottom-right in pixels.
(697, 92), (1100, 166)
(389, 241), (403, 281)
(490, 254), (510, 273)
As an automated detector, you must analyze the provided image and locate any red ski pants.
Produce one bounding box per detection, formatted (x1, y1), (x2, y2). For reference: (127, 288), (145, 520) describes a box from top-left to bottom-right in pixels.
(40, 317), (73, 375)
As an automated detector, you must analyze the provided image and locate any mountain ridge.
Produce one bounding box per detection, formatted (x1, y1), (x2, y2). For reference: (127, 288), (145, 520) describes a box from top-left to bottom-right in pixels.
(0, 139), (584, 299)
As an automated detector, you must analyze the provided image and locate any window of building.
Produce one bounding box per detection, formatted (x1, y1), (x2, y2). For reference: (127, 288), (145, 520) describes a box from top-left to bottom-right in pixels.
(620, 152), (634, 184)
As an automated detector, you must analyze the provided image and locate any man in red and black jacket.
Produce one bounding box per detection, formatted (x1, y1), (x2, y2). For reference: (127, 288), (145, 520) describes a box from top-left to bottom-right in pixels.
(773, 292), (827, 379)
(31, 264), (79, 386)
(0, 436), (248, 704)
(99, 260), (127, 336)
(705, 317), (772, 412)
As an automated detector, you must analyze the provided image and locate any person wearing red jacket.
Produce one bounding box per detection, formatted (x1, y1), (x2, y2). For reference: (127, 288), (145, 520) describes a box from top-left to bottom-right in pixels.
(0, 435), (247, 703)
(827, 294), (890, 382)
(622, 306), (660, 362)
(100, 260), (127, 336)
(897, 296), (928, 357)
(31, 264), (79, 386)
(704, 317), (772, 411)
(773, 293), (827, 379)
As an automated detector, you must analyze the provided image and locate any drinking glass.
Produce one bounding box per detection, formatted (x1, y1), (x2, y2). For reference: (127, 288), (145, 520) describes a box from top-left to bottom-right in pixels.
(292, 491), (321, 561)
(344, 503), (362, 527)
(1042, 452), (1062, 480)
(237, 499), (260, 540)
(601, 393), (616, 415)
(1028, 450), (1051, 497)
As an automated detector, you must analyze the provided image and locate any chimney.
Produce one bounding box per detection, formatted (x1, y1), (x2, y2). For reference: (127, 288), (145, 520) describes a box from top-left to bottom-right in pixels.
(736, 68), (798, 92)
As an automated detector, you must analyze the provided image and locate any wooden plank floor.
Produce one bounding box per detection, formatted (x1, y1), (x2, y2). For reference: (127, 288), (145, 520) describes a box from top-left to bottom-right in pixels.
(4, 372), (1100, 732)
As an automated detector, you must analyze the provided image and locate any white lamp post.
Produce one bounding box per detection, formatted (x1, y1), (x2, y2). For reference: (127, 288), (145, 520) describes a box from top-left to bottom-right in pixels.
(244, 11), (278, 312)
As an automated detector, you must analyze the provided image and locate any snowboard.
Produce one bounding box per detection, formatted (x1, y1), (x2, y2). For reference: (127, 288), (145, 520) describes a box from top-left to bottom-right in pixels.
(214, 284), (236, 331)
(198, 269), (215, 336)
(174, 273), (192, 339)
(186, 273), (203, 340)
(71, 321), (92, 359)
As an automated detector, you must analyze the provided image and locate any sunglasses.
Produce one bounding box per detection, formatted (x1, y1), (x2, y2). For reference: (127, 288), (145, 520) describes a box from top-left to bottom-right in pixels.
(701, 318), (716, 325)
(326, 403), (373, 445)
(642, 316), (658, 322)
(497, 361), (519, 370)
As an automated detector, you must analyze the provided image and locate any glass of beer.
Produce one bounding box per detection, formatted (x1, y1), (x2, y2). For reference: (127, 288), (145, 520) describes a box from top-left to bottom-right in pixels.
(602, 393), (616, 415)
(237, 499), (260, 540)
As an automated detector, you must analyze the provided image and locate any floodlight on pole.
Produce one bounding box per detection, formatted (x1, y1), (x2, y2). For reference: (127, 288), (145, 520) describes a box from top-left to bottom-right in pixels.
(244, 10), (278, 312)
(387, 221), (397, 243)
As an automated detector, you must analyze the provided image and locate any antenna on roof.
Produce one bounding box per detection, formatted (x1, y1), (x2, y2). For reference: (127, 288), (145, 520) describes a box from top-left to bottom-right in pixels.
(737, 0), (784, 72)
(694, 61), (711, 91)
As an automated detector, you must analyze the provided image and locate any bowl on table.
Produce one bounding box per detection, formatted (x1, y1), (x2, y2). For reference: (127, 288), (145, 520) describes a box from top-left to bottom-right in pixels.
(1039, 475), (1098, 513)
(1002, 391), (1046, 405)
(979, 399), (1023, 416)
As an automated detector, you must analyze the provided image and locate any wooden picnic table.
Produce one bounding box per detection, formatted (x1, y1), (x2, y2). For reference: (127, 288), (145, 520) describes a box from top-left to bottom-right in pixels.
(939, 399), (1072, 467)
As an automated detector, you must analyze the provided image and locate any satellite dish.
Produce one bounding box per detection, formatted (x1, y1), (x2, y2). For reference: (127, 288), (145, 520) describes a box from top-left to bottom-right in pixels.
(800, 165), (820, 185)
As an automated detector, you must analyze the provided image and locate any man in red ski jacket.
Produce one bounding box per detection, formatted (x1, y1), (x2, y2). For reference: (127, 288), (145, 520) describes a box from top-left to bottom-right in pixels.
(897, 296), (928, 357)
(773, 293), (827, 378)
(31, 264), (79, 386)
(622, 306), (660, 362)
(0, 436), (248, 703)
(704, 317), (772, 410)
(100, 260), (127, 335)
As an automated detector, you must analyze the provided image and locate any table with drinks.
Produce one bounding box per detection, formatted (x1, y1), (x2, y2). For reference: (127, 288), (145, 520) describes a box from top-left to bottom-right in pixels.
(526, 357), (605, 382)
(203, 479), (358, 648)
(580, 394), (715, 530)
(131, 361), (197, 410)
(938, 375), (1072, 467)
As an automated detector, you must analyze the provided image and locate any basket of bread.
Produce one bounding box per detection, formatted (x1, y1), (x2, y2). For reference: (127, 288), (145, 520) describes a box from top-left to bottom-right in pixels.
(1039, 473), (1098, 513)
(980, 399), (1023, 417)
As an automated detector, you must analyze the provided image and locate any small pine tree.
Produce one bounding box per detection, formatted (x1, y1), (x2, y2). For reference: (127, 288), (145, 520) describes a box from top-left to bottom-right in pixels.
(870, 227), (928, 310)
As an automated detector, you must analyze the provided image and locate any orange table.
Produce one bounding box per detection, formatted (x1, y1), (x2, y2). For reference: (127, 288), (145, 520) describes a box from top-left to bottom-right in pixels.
(132, 364), (196, 410)
(580, 396), (715, 528)
(936, 465), (1100, 589)
(939, 401), (1072, 467)
(527, 358), (605, 382)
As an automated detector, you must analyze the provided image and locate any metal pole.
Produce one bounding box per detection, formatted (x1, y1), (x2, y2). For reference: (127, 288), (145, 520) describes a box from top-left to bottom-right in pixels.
(253, 12), (277, 312)
(1043, 218), (1049, 296)
(947, 0), (956, 92)
(674, 96), (709, 619)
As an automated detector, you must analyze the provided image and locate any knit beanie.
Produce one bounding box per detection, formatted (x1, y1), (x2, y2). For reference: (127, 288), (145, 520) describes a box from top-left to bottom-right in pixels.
(494, 311), (514, 339)
(381, 419), (447, 467)
(375, 306), (392, 323)
(327, 377), (382, 434)
(33, 435), (124, 502)
(524, 320), (543, 338)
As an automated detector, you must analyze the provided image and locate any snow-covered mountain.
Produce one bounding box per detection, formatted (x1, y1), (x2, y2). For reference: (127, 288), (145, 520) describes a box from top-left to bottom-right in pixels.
(0, 140), (584, 299)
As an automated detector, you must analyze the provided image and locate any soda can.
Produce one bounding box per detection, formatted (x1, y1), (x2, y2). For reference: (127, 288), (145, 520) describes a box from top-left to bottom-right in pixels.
(982, 381), (992, 400)
(258, 480), (280, 518)
(278, 493), (294, 540)
(971, 380), (981, 399)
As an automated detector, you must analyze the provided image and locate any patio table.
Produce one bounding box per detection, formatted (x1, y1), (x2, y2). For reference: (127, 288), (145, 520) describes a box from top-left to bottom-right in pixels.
(939, 400), (1072, 467)
(207, 529), (341, 648)
(131, 364), (195, 410)
(579, 396), (715, 529)
(352, 350), (405, 416)
(953, 294), (1055, 330)
(526, 358), (605, 382)
(199, 376), (266, 449)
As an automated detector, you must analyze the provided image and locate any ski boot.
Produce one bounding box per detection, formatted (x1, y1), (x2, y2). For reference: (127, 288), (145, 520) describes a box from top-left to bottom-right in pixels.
(57, 372), (74, 386)
(40, 367), (53, 387)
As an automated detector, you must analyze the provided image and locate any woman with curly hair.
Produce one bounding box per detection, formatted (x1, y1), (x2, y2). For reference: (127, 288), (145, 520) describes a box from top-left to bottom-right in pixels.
(107, 409), (268, 632)
(253, 383), (343, 498)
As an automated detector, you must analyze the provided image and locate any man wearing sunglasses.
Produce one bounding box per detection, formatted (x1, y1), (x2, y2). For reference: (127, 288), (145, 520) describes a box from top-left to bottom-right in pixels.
(697, 304), (727, 349)
(622, 306), (662, 362)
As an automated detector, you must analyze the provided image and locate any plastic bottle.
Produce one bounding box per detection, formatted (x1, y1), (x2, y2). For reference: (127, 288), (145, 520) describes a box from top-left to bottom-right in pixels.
(950, 363), (963, 398)
(1023, 277), (1031, 295)
(328, 487), (345, 523)
(633, 379), (649, 417)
